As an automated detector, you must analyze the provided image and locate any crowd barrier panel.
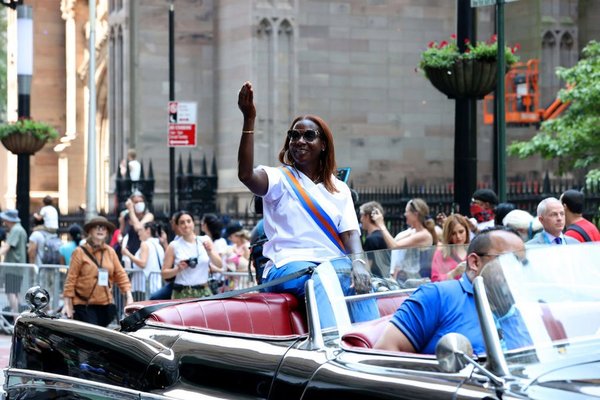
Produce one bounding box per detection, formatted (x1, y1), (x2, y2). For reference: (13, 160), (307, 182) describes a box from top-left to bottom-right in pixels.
(0, 262), (38, 334)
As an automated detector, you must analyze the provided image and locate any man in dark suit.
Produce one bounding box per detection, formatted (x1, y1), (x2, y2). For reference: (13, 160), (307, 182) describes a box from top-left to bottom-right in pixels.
(527, 197), (578, 245)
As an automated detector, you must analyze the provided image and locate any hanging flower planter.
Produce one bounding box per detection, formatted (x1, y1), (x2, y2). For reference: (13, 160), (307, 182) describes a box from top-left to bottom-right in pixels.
(1, 132), (48, 155)
(424, 59), (499, 99)
(420, 34), (520, 100)
(0, 119), (58, 155)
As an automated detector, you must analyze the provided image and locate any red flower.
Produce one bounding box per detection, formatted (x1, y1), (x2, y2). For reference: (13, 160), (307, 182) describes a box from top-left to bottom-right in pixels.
(491, 34), (497, 43)
(450, 34), (457, 40)
(514, 43), (521, 51)
(428, 41), (435, 48)
(464, 38), (471, 44)
(439, 40), (448, 48)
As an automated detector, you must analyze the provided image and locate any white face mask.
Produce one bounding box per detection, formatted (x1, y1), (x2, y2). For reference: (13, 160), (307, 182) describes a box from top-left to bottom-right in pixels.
(134, 202), (145, 214)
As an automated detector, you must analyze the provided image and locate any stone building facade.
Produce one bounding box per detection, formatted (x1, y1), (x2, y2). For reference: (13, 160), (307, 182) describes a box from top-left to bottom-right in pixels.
(1, 0), (598, 215)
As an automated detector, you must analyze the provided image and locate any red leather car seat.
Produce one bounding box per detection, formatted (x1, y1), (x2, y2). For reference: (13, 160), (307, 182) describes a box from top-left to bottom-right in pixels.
(341, 315), (393, 348)
(147, 293), (308, 336)
(377, 294), (409, 317)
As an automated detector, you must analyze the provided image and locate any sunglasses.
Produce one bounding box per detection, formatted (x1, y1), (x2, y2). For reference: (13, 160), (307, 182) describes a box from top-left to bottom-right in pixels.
(287, 129), (320, 143)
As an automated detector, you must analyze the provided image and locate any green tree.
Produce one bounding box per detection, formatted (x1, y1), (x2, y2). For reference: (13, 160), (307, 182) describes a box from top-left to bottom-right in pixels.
(508, 40), (600, 182)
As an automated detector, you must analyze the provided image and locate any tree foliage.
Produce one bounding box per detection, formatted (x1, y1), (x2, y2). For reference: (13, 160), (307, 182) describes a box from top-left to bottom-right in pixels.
(508, 40), (600, 179)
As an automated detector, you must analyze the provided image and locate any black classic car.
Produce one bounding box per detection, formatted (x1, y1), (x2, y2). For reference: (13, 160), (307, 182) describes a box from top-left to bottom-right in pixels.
(4, 244), (600, 399)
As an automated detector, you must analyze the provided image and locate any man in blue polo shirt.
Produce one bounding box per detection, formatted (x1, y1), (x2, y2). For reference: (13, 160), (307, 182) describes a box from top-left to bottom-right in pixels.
(374, 227), (525, 355)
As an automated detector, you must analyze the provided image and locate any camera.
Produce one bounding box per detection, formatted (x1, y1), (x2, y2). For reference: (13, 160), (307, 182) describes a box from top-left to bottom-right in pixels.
(185, 257), (198, 268)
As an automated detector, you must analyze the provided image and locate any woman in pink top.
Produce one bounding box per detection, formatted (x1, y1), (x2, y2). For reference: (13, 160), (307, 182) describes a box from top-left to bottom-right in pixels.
(430, 214), (470, 282)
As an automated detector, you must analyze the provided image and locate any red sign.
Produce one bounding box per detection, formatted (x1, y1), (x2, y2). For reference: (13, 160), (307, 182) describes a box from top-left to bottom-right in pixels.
(168, 101), (197, 147)
(168, 123), (196, 147)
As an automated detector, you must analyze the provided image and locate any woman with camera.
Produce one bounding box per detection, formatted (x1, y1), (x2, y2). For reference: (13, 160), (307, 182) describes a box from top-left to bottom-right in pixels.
(161, 211), (223, 299)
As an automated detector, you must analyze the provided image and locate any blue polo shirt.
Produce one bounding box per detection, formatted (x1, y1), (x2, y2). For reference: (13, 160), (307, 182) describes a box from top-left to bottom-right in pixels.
(390, 274), (486, 355)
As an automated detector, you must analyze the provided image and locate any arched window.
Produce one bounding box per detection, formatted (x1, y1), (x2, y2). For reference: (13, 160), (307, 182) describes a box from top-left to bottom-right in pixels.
(559, 31), (576, 68)
(541, 31), (558, 107)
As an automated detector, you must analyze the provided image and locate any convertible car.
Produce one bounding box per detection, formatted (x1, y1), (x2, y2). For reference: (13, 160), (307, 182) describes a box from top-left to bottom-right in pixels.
(3, 244), (600, 399)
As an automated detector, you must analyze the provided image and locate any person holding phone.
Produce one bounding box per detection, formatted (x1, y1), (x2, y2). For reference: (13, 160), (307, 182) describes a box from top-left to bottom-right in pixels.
(161, 211), (223, 299)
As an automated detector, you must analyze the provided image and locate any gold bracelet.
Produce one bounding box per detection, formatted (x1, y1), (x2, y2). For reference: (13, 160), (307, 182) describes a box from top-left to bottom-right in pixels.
(242, 130), (254, 134)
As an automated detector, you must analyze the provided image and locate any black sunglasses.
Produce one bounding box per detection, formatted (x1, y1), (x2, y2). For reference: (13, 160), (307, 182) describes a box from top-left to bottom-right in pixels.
(287, 129), (320, 143)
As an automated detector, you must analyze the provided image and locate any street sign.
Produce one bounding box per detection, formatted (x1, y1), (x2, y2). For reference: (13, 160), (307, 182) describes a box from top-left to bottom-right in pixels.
(471, 0), (517, 7)
(168, 101), (197, 147)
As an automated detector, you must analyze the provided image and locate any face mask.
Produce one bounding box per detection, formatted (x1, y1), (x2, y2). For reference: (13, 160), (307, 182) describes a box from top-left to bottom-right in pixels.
(470, 203), (494, 223)
(134, 202), (145, 214)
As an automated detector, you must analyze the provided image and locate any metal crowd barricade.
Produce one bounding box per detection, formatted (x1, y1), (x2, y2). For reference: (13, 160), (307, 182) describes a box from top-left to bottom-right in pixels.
(37, 264), (69, 313)
(0, 262), (38, 334)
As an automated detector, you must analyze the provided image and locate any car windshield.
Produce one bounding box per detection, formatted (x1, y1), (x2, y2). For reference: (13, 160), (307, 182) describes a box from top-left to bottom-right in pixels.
(479, 243), (600, 374)
(322, 243), (600, 371)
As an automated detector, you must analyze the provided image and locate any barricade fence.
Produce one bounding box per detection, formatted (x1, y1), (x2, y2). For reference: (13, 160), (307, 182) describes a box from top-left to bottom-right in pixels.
(1, 262), (257, 332)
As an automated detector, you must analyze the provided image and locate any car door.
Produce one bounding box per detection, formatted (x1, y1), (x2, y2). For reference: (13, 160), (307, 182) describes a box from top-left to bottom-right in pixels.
(302, 349), (489, 400)
(159, 329), (305, 398)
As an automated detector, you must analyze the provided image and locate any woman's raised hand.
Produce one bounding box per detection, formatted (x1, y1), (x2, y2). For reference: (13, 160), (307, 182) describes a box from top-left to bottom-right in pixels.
(238, 81), (256, 120)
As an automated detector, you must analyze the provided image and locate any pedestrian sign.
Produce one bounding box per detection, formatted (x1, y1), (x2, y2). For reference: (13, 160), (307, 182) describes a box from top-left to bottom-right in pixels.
(168, 101), (197, 147)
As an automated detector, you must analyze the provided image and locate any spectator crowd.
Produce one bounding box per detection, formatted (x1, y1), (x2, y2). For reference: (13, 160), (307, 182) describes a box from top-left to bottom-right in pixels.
(1, 185), (598, 328)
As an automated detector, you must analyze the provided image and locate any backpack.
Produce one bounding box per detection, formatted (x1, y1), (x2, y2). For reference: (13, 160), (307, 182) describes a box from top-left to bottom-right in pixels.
(41, 235), (62, 264)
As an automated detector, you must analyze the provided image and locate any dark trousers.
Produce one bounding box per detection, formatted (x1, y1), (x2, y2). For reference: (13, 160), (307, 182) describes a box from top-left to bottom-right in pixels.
(149, 281), (173, 300)
(73, 304), (115, 327)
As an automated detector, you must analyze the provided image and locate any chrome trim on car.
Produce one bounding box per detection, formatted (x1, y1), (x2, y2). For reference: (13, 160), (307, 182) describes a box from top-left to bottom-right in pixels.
(305, 278), (325, 350)
(473, 275), (510, 378)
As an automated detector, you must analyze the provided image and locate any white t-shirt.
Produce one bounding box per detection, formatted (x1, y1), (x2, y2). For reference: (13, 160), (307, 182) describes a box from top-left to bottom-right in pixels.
(171, 235), (210, 286)
(259, 165), (359, 271)
(128, 160), (141, 181)
(131, 237), (164, 293)
(40, 205), (59, 230)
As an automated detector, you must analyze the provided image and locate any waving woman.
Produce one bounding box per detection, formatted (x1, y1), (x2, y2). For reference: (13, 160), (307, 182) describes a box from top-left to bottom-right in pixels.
(237, 82), (376, 326)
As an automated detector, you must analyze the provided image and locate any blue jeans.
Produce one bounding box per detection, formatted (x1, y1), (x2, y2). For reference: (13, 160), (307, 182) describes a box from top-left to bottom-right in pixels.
(263, 259), (379, 328)
(149, 281), (173, 300)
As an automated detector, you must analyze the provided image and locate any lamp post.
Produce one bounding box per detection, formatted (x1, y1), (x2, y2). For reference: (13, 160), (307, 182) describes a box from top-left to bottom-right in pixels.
(453, 0), (477, 216)
(16, 4), (33, 233)
(85, 0), (98, 220)
(168, 0), (176, 215)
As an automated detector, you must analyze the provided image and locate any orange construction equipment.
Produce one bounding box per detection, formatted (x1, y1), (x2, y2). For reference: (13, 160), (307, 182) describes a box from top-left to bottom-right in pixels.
(483, 59), (570, 125)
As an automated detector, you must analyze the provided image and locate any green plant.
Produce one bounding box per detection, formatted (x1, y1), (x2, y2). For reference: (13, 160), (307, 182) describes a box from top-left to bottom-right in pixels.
(420, 34), (520, 70)
(0, 119), (59, 141)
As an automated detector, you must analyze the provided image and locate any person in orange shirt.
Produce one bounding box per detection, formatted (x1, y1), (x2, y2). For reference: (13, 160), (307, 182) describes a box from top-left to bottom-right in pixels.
(62, 216), (133, 327)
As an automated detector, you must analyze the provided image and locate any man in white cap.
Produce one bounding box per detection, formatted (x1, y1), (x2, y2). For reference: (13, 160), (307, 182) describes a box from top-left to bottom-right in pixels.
(0, 210), (28, 313)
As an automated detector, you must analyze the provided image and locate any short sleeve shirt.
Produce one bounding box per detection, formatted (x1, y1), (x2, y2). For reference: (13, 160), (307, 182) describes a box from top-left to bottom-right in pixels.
(259, 165), (359, 268)
(390, 274), (486, 355)
(5, 223), (27, 263)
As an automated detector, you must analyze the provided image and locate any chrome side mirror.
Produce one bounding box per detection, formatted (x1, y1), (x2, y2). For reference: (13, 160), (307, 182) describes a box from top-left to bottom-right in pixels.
(436, 332), (505, 387)
(435, 333), (473, 373)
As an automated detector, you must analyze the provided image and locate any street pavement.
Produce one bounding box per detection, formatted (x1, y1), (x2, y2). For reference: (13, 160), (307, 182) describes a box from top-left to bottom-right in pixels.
(1, 334), (11, 394)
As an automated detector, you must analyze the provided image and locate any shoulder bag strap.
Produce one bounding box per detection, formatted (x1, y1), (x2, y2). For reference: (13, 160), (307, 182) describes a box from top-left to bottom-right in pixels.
(280, 165), (346, 253)
(565, 224), (591, 242)
(149, 240), (163, 269)
(120, 265), (314, 332)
